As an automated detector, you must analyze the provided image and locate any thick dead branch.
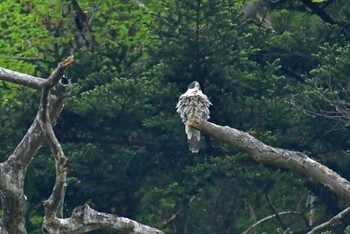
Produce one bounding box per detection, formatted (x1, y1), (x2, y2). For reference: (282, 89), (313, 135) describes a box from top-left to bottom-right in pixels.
(42, 204), (164, 234)
(307, 207), (350, 234)
(0, 56), (163, 234)
(0, 57), (73, 234)
(0, 67), (45, 90)
(192, 120), (350, 202)
(9, 56), (73, 166)
(39, 56), (73, 223)
(37, 56), (163, 233)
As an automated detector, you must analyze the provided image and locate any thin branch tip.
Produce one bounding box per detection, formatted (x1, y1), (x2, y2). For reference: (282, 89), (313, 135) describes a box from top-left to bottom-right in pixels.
(60, 55), (74, 67)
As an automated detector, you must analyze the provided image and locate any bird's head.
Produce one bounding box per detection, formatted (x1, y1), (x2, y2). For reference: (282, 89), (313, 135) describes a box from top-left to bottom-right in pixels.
(188, 81), (201, 91)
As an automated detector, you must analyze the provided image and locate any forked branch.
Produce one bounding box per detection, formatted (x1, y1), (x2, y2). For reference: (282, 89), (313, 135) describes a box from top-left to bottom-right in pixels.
(307, 207), (350, 234)
(38, 56), (164, 233)
(0, 56), (163, 234)
(0, 56), (73, 234)
(39, 56), (73, 222)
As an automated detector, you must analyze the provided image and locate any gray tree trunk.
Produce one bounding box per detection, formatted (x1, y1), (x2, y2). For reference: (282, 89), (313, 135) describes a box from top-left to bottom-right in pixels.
(0, 57), (164, 234)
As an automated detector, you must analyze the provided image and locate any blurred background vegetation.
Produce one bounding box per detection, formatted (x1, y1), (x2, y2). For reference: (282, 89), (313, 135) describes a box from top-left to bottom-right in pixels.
(1, 0), (350, 233)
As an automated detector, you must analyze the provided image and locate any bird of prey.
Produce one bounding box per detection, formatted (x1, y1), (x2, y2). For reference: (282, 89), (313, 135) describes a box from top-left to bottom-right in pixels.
(176, 81), (212, 153)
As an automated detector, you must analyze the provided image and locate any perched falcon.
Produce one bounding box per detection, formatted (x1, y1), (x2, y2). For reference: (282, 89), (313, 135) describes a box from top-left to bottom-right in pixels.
(176, 81), (212, 153)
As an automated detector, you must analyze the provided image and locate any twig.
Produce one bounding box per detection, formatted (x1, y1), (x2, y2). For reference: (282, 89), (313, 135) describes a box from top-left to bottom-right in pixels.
(241, 211), (303, 234)
(11, 56), (41, 61)
(290, 78), (350, 130)
(307, 207), (350, 234)
(264, 191), (288, 230)
(162, 212), (180, 228)
(88, 1), (102, 26)
(0, 56), (164, 234)
(162, 189), (202, 228)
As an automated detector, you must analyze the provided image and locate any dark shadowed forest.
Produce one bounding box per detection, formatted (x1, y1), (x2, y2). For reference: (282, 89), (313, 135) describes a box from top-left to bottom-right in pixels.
(2, 0), (350, 233)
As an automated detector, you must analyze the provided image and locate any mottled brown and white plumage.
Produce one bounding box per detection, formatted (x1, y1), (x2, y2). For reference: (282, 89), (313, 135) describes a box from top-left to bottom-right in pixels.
(176, 81), (212, 153)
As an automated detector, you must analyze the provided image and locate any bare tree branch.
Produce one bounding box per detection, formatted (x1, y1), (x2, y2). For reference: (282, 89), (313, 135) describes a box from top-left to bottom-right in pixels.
(290, 80), (350, 130)
(0, 67), (45, 90)
(0, 56), (164, 233)
(192, 120), (350, 202)
(306, 193), (316, 227)
(161, 188), (202, 228)
(87, 1), (102, 26)
(39, 56), (73, 224)
(307, 207), (350, 234)
(162, 212), (180, 228)
(0, 57), (73, 233)
(35, 56), (164, 233)
(241, 211), (304, 234)
(264, 191), (288, 230)
(43, 204), (164, 234)
(9, 58), (73, 166)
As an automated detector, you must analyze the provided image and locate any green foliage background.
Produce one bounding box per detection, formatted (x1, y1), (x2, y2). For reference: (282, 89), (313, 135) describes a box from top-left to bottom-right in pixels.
(1, 0), (350, 233)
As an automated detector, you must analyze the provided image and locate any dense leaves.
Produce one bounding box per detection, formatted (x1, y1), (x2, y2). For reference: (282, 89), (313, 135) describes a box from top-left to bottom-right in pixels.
(2, 0), (350, 233)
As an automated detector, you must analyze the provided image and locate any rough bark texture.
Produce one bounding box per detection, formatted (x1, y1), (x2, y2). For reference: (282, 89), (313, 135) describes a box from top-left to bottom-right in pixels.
(0, 67), (45, 90)
(0, 57), (164, 234)
(194, 120), (350, 202)
(0, 57), (73, 234)
(43, 204), (164, 234)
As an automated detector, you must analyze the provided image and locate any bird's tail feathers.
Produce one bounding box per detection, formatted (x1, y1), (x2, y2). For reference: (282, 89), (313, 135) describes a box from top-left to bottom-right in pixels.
(185, 126), (200, 153)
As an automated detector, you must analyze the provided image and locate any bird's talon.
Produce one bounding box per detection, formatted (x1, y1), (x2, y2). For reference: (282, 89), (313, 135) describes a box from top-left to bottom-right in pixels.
(186, 118), (200, 127)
